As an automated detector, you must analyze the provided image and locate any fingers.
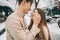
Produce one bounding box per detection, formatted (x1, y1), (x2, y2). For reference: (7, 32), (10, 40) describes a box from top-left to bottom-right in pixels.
(31, 9), (38, 16)
(31, 9), (41, 20)
(33, 9), (38, 13)
(35, 14), (41, 19)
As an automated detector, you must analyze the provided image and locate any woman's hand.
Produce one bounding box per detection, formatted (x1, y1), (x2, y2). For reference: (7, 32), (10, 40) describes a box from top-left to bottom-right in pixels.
(32, 10), (41, 26)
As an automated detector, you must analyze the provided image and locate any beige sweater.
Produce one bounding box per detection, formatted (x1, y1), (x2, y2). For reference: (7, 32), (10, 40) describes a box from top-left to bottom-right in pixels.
(5, 13), (40, 40)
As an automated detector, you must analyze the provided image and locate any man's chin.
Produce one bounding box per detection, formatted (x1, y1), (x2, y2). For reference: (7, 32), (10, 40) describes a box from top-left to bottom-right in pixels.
(25, 11), (29, 14)
(26, 12), (28, 14)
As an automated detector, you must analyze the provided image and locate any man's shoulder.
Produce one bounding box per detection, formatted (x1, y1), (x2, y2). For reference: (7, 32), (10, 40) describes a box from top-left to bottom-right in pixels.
(6, 13), (21, 22)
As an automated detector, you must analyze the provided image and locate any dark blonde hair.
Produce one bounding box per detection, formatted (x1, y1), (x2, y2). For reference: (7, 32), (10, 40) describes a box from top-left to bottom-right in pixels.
(17, 0), (33, 5)
(28, 8), (51, 40)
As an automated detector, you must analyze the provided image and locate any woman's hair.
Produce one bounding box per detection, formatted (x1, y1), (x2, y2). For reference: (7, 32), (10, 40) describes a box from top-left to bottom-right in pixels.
(28, 8), (51, 40)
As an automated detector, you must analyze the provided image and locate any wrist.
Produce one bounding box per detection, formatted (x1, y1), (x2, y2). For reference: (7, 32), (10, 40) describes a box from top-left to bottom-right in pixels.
(30, 24), (40, 37)
(33, 24), (38, 27)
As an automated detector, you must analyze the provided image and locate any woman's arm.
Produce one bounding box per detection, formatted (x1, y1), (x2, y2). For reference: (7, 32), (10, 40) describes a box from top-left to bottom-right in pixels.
(43, 26), (49, 40)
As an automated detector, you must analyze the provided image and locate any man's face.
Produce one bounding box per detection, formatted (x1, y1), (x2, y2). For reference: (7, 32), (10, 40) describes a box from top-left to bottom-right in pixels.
(23, 2), (31, 14)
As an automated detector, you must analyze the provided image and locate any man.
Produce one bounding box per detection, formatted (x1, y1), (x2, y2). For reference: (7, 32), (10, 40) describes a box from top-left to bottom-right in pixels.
(5, 0), (41, 40)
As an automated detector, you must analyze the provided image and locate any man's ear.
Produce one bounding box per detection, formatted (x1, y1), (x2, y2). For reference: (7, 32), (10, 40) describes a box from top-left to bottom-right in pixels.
(22, 0), (27, 6)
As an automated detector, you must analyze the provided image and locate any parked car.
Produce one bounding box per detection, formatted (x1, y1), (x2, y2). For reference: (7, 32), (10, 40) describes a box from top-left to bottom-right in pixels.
(46, 16), (52, 22)
(0, 0), (13, 22)
(58, 20), (60, 28)
(57, 18), (60, 28)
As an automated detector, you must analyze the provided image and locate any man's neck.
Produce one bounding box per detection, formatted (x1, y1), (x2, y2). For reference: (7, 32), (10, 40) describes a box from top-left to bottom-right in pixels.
(15, 6), (25, 18)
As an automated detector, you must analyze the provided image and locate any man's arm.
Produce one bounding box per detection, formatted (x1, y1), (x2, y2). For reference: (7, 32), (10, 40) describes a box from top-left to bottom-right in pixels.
(6, 18), (40, 40)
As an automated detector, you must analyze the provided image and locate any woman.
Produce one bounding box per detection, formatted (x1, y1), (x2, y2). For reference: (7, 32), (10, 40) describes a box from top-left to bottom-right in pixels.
(28, 8), (51, 40)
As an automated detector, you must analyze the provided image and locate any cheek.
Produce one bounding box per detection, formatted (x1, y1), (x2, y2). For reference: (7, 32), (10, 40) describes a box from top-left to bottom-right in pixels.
(27, 3), (31, 8)
(23, 6), (26, 10)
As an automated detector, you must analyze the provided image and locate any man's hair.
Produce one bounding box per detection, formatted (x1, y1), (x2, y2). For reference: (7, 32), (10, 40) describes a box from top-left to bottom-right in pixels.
(17, 0), (33, 5)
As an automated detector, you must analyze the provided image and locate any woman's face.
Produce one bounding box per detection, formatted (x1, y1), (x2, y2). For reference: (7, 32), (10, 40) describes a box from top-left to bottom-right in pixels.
(31, 9), (41, 22)
(31, 9), (41, 18)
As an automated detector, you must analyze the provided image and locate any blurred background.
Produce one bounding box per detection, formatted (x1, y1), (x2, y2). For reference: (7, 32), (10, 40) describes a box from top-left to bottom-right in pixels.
(0, 0), (60, 40)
